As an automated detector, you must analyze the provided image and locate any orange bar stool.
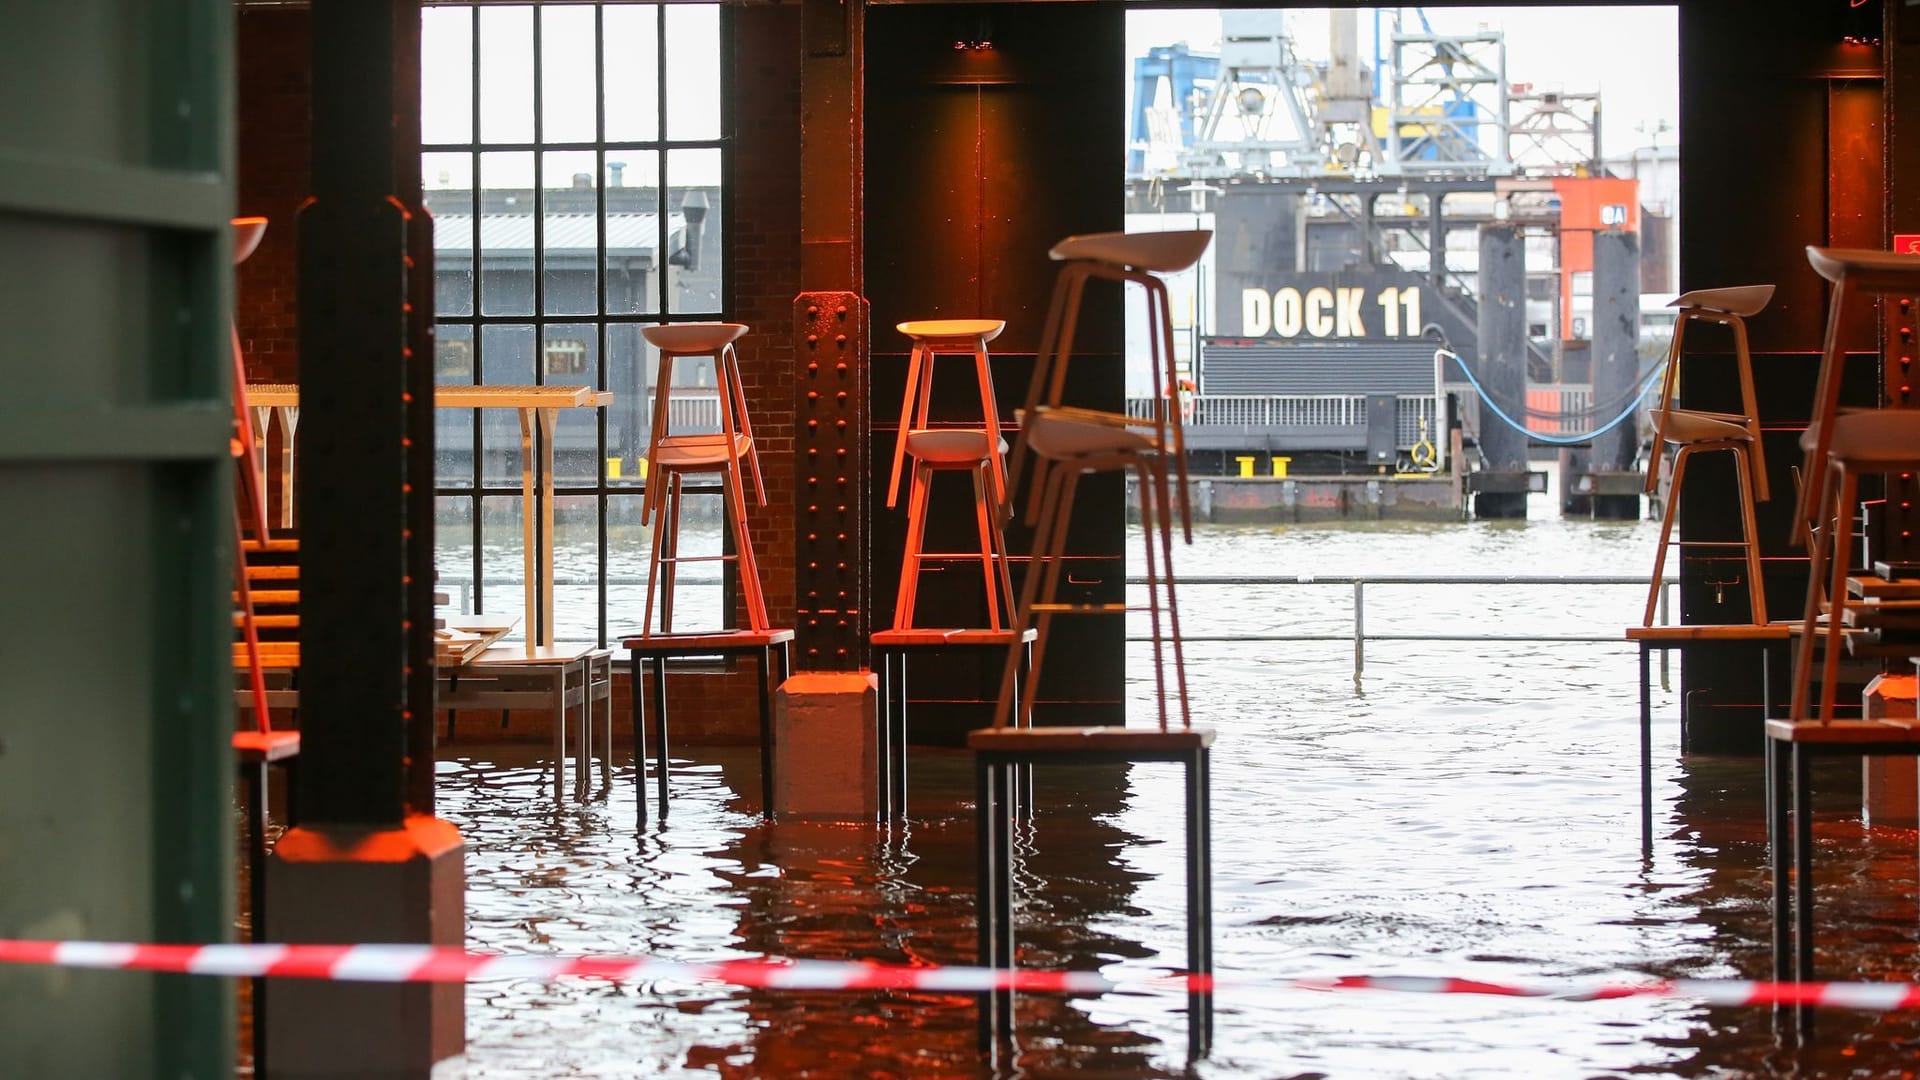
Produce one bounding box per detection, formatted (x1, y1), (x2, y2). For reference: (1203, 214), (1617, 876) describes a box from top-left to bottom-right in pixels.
(888, 319), (1014, 630)
(1641, 284), (1774, 626)
(637, 322), (769, 634)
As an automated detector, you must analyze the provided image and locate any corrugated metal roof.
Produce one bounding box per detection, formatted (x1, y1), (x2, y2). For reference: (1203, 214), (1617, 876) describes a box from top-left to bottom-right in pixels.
(433, 212), (684, 257)
(1200, 341), (1439, 396)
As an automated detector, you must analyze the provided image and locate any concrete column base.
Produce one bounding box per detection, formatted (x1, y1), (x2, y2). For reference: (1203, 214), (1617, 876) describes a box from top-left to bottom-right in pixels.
(775, 671), (876, 821)
(1864, 674), (1919, 827)
(264, 814), (465, 1078)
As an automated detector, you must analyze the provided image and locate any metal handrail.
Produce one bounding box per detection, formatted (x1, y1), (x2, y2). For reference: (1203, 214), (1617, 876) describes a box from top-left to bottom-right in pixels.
(445, 571), (1677, 682)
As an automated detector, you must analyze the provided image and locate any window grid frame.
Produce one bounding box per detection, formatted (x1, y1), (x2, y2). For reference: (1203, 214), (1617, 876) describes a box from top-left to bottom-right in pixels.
(428, 0), (730, 647)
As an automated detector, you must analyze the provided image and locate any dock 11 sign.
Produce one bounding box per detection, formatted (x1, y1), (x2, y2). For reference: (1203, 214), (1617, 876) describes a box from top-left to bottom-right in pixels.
(1241, 282), (1425, 339)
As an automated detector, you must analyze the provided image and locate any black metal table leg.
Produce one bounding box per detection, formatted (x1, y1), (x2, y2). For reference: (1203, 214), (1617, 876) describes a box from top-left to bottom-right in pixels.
(1768, 735), (1789, 1032)
(892, 650), (909, 818)
(758, 645), (774, 821)
(631, 651), (648, 826)
(652, 654), (670, 820)
(1198, 746), (1214, 1053)
(991, 760), (1014, 1040)
(1793, 743), (1814, 1040)
(874, 648), (891, 823)
(975, 754), (997, 1049)
(1639, 641), (1653, 859)
(246, 761), (268, 1075)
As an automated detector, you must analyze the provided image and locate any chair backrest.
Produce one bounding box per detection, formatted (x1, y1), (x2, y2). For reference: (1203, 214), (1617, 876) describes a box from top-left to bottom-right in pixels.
(639, 323), (763, 497)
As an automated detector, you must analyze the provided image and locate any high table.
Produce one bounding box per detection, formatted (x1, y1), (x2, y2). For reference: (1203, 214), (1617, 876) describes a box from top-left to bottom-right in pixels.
(1624, 623), (1788, 857)
(247, 383), (612, 648)
(870, 627), (1034, 822)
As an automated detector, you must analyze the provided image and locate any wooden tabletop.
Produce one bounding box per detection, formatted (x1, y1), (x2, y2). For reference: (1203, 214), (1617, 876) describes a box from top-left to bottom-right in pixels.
(1625, 624), (1793, 642)
(871, 628), (1037, 646)
(1764, 718), (1920, 744)
(247, 383), (613, 409)
(968, 724), (1215, 752)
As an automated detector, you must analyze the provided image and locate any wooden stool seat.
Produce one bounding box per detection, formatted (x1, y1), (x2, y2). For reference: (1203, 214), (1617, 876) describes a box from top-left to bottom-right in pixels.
(1049, 228), (1211, 272)
(1661, 409), (1758, 443)
(903, 428), (1004, 463)
(1024, 407), (1157, 458)
(639, 321), (747, 352)
(651, 432), (753, 469)
(898, 318), (1006, 342)
(1816, 409), (1920, 465)
(1670, 284), (1774, 317)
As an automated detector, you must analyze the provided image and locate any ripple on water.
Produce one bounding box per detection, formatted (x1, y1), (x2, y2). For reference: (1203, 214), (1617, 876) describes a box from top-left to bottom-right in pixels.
(438, 521), (1920, 1077)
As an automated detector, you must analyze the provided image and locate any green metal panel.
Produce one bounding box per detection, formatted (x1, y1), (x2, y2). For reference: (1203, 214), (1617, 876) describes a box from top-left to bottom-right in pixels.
(0, 2), (235, 1077)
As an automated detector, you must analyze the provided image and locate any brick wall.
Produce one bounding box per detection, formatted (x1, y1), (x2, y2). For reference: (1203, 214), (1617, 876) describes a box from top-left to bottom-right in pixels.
(234, 6), (808, 747)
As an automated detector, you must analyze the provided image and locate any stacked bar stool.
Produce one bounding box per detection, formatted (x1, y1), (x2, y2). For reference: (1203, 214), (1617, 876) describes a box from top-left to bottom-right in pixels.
(972, 230), (1215, 1060)
(887, 318), (1015, 630)
(623, 323), (792, 823)
(1641, 285), (1774, 627)
(872, 319), (1031, 821)
(1768, 247), (1920, 1041)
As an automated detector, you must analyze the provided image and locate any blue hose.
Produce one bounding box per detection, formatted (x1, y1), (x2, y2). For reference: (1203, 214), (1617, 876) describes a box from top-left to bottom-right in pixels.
(1437, 349), (1668, 447)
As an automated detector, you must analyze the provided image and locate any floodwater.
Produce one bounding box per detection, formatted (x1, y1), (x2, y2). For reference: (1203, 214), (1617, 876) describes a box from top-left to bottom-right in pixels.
(429, 500), (1920, 1078)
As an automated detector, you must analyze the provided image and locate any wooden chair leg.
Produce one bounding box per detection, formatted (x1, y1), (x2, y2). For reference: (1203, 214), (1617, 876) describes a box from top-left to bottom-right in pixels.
(993, 459), (1074, 730)
(1791, 483), (1834, 722)
(974, 337), (1006, 505)
(1819, 469), (1859, 722)
(1136, 457), (1169, 731)
(1147, 455), (1190, 728)
(1020, 468), (1081, 730)
(1644, 446), (1690, 627)
(642, 468), (670, 635)
(724, 457), (770, 631)
(895, 458), (933, 631)
(971, 461), (1002, 630)
(890, 343), (925, 509)
(661, 472), (683, 633)
(1733, 443), (1767, 625)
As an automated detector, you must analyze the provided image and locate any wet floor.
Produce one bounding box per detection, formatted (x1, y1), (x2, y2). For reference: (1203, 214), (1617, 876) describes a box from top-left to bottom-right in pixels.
(424, 519), (1920, 1077)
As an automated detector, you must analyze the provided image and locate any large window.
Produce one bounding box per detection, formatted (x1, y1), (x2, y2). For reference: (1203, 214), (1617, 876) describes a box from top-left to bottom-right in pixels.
(423, 1), (727, 645)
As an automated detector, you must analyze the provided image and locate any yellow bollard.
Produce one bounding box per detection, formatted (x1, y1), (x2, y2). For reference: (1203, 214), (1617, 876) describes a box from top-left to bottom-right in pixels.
(605, 457), (623, 480)
(1235, 455), (1256, 478)
(637, 456), (649, 480)
(1272, 456), (1291, 479)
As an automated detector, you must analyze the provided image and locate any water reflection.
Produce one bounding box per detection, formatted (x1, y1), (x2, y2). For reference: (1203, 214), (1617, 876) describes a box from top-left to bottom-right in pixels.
(437, 519), (1920, 1077)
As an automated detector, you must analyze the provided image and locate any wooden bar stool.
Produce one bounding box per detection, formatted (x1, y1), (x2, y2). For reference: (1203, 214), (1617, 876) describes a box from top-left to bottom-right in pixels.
(1641, 284), (1774, 627)
(889, 319), (1008, 506)
(1790, 249), (1920, 722)
(637, 323), (769, 634)
(975, 231), (1216, 1060)
(1769, 247), (1920, 1043)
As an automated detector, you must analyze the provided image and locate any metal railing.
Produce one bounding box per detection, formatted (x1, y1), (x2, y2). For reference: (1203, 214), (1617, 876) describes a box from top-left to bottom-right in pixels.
(444, 571), (1677, 683)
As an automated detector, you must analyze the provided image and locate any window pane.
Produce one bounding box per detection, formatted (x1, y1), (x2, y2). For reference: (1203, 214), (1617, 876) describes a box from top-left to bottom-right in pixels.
(479, 495), (530, 640)
(434, 496), (478, 613)
(478, 151), (535, 317)
(604, 149), (659, 316)
(541, 149), (599, 316)
(606, 323), (648, 486)
(552, 494), (601, 643)
(543, 322), (603, 486)
(540, 5), (598, 144)
(424, 152), (474, 316)
(664, 5), (719, 141)
(478, 5), (535, 144)
(666, 149), (721, 315)
(435, 322), (477, 489)
(480, 324), (537, 489)
(421, 7), (473, 145)
(602, 4), (659, 144)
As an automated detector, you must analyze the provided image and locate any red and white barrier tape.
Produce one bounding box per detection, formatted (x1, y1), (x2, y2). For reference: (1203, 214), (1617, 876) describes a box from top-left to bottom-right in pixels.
(5, 940), (1920, 1011)
(0, 939), (1108, 994)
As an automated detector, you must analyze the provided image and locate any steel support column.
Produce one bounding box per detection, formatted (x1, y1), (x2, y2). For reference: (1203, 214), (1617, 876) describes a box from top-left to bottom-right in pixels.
(796, 0), (870, 670)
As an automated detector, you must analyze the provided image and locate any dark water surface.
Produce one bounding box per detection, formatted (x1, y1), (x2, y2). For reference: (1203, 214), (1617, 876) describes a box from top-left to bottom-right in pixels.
(438, 519), (1920, 1078)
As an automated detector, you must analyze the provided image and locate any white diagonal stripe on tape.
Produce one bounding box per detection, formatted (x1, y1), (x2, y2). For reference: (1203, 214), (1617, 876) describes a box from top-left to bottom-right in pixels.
(188, 944), (287, 977)
(53, 942), (138, 970)
(911, 968), (1003, 993)
(330, 945), (437, 982)
(1670, 979), (1754, 1006)
(1821, 983), (1913, 1011)
(468, 954), (574, 981)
